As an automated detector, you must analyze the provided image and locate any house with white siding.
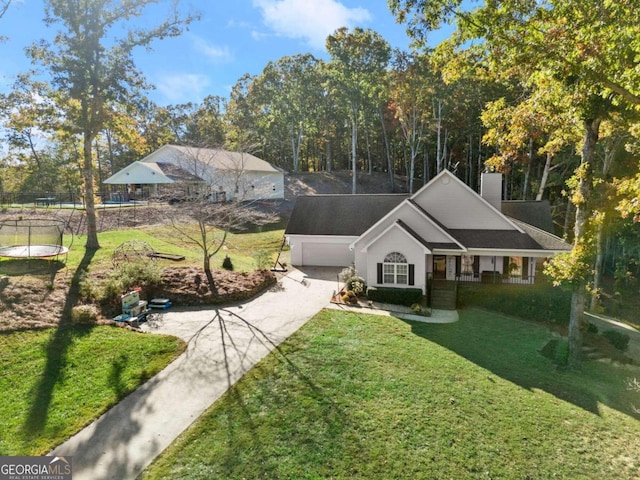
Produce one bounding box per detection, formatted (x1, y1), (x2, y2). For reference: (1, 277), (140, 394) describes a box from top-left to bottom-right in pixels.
(285, 170), (570, 307)
(106, 145), (285, 202)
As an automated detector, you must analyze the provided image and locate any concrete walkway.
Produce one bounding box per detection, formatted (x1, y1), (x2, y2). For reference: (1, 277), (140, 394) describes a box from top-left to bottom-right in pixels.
(50, 267), (340, 480)
(327, 302), (459, 324)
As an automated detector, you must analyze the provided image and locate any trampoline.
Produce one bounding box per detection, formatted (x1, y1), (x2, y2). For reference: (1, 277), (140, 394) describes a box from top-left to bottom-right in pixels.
(0, 218), (69, 261)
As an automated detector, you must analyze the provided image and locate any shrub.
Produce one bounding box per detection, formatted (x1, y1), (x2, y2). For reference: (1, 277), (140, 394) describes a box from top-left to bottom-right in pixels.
(339, 265), (358, 282)
(100, 260), (162, 309)
(458, 283), (571, 324)
(586, 322), (599, 334)
(71, 304), (99, 324)
(601, 329), (630, 352)
(345, 276), (366, 295)
(367, 287), (423, 306)
(253, 250), (272, 270)
(222, 255), (234, 271)
(554, 339), (570, 367)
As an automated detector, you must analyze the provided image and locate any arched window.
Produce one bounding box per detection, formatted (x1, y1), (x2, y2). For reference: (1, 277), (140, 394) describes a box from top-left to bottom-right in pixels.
(383, 252), (408, 284)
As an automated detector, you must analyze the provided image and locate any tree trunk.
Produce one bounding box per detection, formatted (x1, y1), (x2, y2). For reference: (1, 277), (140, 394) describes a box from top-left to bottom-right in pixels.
(567, 117), (601, 369)
(83, 133), (100, 250)
(204, 254), (216, 296)
(351, 105), (358, 195)
(536, 152), (553, 201)
(523, 138), (533, 200)
(568, 286), (586, 369)
(590, 223), (605, 310)
(435, 100), (443, 173)
(379, 105), (394, 192)
(590, 143), (616, 310)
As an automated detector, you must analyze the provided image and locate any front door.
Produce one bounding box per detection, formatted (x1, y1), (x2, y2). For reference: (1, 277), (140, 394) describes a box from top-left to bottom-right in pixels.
(433, 255), (447, 279)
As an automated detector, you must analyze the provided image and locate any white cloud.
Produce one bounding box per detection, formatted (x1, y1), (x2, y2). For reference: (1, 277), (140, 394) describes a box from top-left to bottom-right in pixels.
(155, 73), (211, 104)
(253, 0), (371, 50)
(191, 35), (234, 63)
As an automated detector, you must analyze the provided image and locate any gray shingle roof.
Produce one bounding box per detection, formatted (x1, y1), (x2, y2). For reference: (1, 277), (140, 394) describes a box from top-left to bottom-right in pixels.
(285, 193), (571, 254)
(396, 220), (462, 251)
(448, 229), (547, 250)
(285, 194), (409, 236)
(508, 218), (572, 252)
(501, 200), (555, 233)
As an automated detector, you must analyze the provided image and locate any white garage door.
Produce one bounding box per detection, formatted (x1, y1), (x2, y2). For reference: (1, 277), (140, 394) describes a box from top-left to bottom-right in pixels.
(301, 242), (353, 267)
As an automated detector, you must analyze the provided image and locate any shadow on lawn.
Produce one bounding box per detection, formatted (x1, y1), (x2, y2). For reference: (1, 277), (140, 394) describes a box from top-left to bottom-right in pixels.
(405, 308), (640, 419)
(21, 248), (97, 443)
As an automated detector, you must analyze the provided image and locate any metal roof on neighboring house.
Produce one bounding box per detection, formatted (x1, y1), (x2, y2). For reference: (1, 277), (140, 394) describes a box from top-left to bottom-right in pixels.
(143, 145), (283, 173)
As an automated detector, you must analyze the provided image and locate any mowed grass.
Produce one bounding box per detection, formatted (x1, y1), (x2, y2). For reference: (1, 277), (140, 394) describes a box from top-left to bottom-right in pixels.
(65, 227), (286, 272)
(143, 309), (640, 480)
(0, 326), (186, 455)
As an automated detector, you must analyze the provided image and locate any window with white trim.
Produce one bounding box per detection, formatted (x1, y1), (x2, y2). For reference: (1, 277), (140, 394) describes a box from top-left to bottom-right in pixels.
(383, 252), (408, 284)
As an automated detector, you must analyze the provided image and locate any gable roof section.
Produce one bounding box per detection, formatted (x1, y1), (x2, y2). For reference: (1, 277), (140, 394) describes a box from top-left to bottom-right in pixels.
(411, 170), (523, 232)
(396, 220), (462, 251)
(142, 145), (281, 173)
(285, 194), (409, 236)
(354, 199), (464, 251)
(103, 161), (175, 184)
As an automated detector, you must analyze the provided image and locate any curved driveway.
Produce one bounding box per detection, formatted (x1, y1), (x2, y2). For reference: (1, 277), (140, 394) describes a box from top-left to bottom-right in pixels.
(51, 267), (340, 480)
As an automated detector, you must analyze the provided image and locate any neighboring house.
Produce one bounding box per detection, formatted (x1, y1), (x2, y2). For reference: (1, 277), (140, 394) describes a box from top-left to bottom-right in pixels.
(139, 145), (285, 201)
(103, 160), (204, 200)
(286, 170), (571, 300)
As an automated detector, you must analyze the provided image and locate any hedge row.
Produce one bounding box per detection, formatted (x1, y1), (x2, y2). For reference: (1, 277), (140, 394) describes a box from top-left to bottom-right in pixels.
(457, 283), (572, 324)
(367, 287), (423, 306)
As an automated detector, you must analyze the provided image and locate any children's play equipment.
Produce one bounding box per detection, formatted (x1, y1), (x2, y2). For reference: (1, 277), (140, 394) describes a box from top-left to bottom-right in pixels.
(0, 218), (69, 261)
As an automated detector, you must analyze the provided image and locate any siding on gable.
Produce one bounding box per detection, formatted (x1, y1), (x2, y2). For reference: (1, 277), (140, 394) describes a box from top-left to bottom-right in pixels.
(411, 173), (515, 230)
(352, 202), (454, 255)
(361, 225), (427, 293)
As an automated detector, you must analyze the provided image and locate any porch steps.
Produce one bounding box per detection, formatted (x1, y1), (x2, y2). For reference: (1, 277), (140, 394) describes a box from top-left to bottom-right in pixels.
(430, 281), (457, 310)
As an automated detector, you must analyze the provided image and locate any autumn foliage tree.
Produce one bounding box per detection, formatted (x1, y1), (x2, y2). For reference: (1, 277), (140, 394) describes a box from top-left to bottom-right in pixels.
(25, 0), (195, 249)
(390, 0), (640, 368)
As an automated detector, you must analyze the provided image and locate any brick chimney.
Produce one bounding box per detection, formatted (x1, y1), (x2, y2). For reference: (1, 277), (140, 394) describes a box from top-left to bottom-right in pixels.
(480, 172), (503, 211)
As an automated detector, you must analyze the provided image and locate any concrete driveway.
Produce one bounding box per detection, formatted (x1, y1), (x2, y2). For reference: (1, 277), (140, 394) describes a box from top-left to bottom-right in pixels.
(50, 266), (340, 480)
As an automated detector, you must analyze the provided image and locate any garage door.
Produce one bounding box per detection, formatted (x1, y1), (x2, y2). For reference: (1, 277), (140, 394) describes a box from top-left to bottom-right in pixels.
(301, 242), (353, 267)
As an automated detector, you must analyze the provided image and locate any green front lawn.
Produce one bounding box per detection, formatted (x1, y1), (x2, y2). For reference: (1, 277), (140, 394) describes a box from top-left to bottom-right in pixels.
(143, 308), (640, 479)
(64, 227), (286, 273)
(0, 326), (185, 455)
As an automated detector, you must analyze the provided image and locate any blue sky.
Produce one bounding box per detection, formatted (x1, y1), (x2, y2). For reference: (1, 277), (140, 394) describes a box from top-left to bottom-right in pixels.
(0, 0), (440, 106)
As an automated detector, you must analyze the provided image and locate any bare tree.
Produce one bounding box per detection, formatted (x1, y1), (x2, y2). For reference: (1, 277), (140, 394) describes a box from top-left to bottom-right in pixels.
(0, 0), (10, 19)
(161, 145), (277, 294)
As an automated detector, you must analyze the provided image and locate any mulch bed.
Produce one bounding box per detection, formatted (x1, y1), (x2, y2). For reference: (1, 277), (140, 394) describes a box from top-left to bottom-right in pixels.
(0, 266), (276, 332)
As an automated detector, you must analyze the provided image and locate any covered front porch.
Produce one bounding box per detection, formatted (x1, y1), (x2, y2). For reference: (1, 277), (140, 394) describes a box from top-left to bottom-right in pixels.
(426, 253), (546, 309)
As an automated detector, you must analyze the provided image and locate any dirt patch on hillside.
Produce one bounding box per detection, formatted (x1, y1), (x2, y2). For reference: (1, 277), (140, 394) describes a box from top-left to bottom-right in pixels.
(0, 266), (276, 332)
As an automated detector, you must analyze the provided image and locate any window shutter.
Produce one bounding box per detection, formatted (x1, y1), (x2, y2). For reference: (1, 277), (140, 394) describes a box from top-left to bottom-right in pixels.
(455, 256), (461, 277)
(502, 256), (509, 274)
(473, 256), (480, 277)
(408, 264), (415, 285)
(522, 257), (529, 280)
(377, 263), (383, 284)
